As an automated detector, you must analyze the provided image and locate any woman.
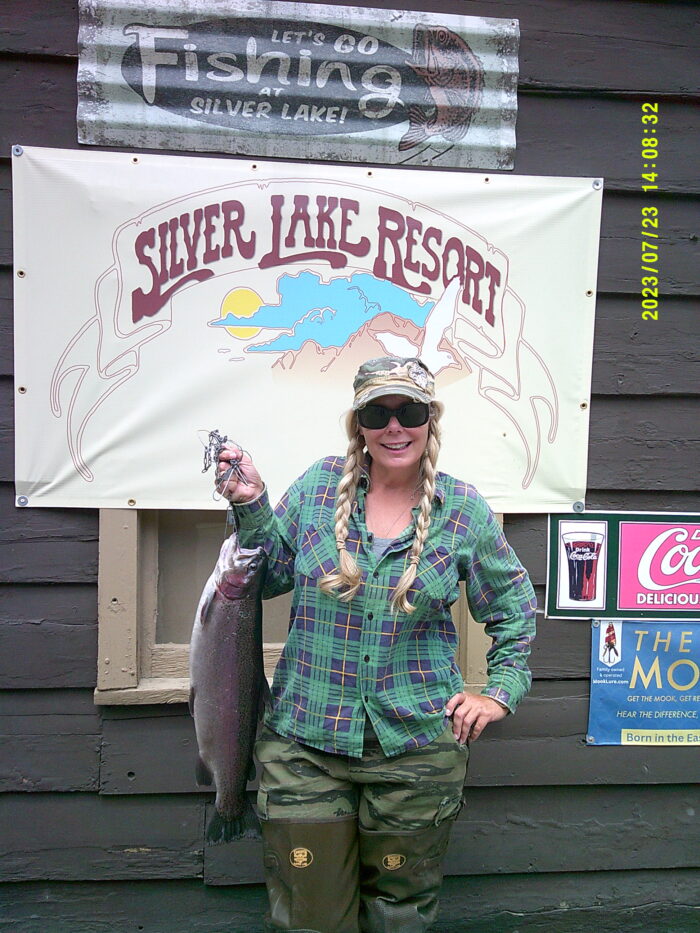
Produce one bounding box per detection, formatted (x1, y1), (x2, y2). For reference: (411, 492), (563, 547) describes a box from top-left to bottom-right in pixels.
(217, 355), (536, 933)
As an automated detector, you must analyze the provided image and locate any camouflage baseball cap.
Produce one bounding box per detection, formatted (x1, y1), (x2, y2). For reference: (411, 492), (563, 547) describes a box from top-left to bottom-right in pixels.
(352, 356), (435, 410)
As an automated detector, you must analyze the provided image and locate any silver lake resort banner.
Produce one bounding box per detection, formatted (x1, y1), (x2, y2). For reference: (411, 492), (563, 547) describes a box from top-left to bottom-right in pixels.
(13, 147), (602, 510)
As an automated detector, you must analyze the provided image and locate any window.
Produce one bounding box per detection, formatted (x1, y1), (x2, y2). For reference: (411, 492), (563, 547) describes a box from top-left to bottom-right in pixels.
(93, 509), (496, 704)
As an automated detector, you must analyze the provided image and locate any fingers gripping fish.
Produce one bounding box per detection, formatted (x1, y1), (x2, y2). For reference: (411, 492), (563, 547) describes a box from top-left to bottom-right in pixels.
(189, 529), (269, 843)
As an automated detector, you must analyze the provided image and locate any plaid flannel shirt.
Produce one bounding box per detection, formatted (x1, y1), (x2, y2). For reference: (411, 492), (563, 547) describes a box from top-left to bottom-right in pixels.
(235, 456), (536, 758)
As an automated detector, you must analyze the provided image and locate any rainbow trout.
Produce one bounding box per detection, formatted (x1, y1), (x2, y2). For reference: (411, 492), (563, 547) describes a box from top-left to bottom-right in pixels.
(189, 529), (268, 843)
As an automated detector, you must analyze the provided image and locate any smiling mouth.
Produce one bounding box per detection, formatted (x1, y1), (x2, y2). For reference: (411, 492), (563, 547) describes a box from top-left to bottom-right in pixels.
(382, 442), (411, 450)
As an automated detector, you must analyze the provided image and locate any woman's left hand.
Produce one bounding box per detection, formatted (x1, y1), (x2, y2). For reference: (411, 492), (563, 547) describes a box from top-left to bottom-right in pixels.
(445, 693), (509, 744)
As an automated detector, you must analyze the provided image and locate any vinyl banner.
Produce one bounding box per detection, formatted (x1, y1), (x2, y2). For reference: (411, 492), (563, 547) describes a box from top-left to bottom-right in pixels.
(13, 147), (602, 510)
(588, 621), (700, 746)
(547, 513), (700, 620)
(77, 0), (519, 170)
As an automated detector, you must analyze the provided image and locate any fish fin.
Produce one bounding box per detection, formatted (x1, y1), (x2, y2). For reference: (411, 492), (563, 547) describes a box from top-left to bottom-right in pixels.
(442, 115), (472, 142)
(195, 574), (217, 627)
(195, 754), (214, 787)
(399, 108), (430, 151)
(198, 590), (214, 626)
(206, 796), (261, 845)
(258, 677), (273, 718)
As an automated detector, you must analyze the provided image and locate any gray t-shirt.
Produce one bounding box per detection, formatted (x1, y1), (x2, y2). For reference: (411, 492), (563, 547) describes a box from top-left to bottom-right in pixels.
(371, 536), (393, 560)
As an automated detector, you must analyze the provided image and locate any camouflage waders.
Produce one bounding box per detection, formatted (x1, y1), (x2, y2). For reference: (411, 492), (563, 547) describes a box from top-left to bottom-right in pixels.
(255, 721), (468, 932)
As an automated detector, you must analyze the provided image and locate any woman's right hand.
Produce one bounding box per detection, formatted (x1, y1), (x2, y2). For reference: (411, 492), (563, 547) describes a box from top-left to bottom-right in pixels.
(215, 443), (265, 503)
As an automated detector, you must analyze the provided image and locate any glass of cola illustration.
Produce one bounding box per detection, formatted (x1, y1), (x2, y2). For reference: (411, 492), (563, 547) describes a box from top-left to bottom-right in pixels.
(562, 532), (604, 601)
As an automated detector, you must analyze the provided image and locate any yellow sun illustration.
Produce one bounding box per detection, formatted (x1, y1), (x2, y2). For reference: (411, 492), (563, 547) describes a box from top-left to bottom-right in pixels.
(220, 287), (263, 339)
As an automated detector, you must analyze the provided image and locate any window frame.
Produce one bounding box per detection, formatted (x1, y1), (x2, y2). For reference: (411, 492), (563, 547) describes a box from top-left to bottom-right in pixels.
(93, 508), (497, 705)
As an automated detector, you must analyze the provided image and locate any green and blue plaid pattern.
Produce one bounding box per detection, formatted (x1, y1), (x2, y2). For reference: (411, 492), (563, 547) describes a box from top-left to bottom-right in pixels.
(235, 457), (536, 758)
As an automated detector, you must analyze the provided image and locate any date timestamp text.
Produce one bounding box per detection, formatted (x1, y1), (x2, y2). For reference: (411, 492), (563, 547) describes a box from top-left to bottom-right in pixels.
(640, 102), (660, 321)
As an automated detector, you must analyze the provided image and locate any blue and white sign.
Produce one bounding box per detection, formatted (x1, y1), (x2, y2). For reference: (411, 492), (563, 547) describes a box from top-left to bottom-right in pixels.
(588, 620), (700, 746)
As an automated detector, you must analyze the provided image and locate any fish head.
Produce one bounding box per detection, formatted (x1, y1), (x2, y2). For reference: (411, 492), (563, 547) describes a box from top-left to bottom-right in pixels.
(410, 25), (475, 79)
(216, 533), (267, 599)
(231, 546), (267, 589)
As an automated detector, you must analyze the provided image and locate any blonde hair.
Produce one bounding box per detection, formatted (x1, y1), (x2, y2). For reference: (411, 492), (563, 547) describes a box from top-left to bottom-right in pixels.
(319, 402), (443, 613)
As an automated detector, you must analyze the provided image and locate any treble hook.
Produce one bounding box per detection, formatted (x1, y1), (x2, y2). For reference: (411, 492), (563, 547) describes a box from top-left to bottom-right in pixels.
(200, 429), (252, 502)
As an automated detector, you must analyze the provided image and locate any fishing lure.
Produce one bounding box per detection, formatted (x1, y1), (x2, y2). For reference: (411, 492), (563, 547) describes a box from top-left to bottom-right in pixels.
(201, 429), (252, 498)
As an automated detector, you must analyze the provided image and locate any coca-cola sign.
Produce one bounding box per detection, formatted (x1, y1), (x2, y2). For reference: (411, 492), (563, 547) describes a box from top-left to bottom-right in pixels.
(619, 522), (700, 610)
(557, 524), (607, 610)
(547, 512), (700, 620)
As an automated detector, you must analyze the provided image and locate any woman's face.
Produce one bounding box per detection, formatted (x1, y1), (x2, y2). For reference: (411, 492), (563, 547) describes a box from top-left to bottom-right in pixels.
(358, 394), (431, 478)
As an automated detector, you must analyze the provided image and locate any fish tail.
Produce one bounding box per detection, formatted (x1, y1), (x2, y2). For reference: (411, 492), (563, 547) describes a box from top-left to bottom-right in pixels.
(206, 796), (261, 845)
(398, 107), (430, 151)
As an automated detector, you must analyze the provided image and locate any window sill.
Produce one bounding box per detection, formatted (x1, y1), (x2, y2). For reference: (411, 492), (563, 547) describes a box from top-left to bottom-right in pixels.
(94, 677), (190, 705)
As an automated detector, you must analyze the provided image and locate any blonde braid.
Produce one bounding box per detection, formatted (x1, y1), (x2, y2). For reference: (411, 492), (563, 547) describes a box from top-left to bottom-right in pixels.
(390, 404), (443, 614)
(319, 419), (364, 600)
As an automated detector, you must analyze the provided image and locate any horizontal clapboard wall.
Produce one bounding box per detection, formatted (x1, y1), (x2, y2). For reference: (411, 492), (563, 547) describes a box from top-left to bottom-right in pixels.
(2, 785), (698, 883)
(3, 682), (699, 800)
(1, 871), (698, 933)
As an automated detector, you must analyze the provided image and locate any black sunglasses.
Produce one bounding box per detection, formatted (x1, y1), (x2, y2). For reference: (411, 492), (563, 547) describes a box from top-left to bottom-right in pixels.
(357, 402), (430, 430)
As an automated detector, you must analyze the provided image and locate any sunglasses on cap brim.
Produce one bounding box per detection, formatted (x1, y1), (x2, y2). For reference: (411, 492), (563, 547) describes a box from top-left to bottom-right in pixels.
(357, 401), (430, 430)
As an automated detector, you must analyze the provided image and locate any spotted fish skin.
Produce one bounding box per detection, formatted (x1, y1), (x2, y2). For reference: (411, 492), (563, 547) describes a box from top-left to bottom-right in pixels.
(189, 530), (268, 843)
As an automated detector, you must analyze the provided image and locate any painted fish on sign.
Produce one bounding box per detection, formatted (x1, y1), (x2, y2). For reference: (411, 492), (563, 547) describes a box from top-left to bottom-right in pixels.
(120, 17), (483, 146)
